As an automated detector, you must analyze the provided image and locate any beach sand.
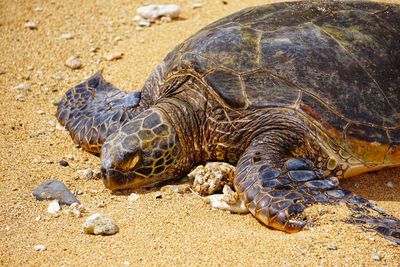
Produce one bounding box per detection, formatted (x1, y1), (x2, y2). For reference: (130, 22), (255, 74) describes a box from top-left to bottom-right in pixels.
(0, 0), (399, 265)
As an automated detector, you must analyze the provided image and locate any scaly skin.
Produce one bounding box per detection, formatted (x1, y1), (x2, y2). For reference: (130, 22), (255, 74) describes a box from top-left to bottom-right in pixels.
(57, 2), (400, 243)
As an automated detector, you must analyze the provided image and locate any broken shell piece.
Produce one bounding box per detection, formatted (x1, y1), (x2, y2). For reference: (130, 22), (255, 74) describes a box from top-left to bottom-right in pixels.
(206, 185), (248, 214)
(136, 4), (181, 21)
(47, 200), (61, 214)
(188, 162), (235, 195)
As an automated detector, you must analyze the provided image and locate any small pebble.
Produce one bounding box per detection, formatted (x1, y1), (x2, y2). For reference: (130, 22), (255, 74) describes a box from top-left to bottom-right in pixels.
(37, 110), (45, 115)
(25, 21), (38, 29)
(104, 52), (123, 61)
(64, 203), (86, 217)
(155, 192), (163, 200)
(138, 19), (151, 27)
(65, 56), (81, 69)
(14, 83), (30, 90)
(89, 47), (99, 53)
(54, 72), (63, 80)
(59, 160), (69, 167)
(97, 200), (106, 208)
(5, 226), (11, 231)
(47, 200), (61, 214)
(34, 245), (46, 251)
(372, 252), (381, 261)
(0, 69), (6, 75)
(137, 4), (181, 20)
(55, 123), (66, 131)
(128, 193), (140, 202)
(27, 65), (34, 71)
(132, 15), (142, 22)
(16, 95), (25, 102)
(83, 213), (119, 235)
(79, 168), (94, 180)
(386, 181), (394, 188)
(327, 243), (337, 250)
(60, 33), (73, 40)
(160, 16), (172, 23)
(192, 2), (203, 9)
(35, 215), (41, 221)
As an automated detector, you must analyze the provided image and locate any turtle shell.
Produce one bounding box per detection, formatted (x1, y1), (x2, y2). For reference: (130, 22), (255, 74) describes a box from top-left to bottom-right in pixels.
(145, 1), (400, 164)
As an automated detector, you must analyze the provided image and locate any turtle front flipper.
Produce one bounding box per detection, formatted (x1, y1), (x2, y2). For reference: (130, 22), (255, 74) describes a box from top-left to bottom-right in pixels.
(235, 137), (400, 243)
(56, 71), (144, 154)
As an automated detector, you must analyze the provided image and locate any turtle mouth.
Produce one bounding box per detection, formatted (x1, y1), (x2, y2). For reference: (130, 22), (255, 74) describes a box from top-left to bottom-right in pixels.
(101, 167), (164, 190)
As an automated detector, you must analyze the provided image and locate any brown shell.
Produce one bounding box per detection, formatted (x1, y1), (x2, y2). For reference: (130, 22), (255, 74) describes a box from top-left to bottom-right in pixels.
(145, 1), (400, 164)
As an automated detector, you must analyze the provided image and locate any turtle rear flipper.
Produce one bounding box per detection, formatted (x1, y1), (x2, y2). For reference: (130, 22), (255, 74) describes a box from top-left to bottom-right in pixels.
(56, 71), (144, 154)
(235, 133), (400, 244)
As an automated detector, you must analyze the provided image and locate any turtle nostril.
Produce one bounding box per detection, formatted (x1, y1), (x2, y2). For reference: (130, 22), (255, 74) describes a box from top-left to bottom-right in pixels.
(100, 166), (107, 178)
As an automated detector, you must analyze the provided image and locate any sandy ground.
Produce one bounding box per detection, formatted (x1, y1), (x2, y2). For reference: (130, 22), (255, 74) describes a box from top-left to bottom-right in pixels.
(0, 0), (399, 266)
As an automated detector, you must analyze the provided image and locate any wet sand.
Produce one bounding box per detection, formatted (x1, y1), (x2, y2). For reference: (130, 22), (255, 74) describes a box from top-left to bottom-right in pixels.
(0, 0), (399, 266)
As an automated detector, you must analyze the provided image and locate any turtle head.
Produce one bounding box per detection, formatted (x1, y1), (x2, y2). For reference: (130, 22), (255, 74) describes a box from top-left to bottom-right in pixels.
(100, 108), (181, 190)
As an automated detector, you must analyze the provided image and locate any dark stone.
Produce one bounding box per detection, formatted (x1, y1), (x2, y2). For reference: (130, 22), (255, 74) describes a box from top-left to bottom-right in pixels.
(33, 179), (79, 205)
(59, 160), (69, 167)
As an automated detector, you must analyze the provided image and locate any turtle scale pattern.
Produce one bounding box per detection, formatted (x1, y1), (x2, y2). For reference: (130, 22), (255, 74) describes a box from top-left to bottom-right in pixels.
(57, 1), (400, 243)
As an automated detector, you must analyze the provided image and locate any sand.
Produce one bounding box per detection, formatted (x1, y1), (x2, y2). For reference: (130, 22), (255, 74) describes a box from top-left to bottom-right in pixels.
(0, 0), (399, 266)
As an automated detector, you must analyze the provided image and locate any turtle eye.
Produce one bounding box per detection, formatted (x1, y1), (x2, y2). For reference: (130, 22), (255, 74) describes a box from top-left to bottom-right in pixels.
(116, 151), (142, 171)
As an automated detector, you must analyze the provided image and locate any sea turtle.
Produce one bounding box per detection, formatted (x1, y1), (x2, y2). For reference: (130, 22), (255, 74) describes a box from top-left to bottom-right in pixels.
(57, 1), (400, 243)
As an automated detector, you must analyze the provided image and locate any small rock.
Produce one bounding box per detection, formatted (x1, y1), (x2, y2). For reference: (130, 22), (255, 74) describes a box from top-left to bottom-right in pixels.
(372, 252), (381, 261)
(79, 168), (94, 180)
(137, 4), (181, 21)
(104, 52), (123, 61)
(25, 21), (38, 29)
(53, 72), (63, 80)
(5, 226), (11, 231)
(114, 36), (122, 42)
(90, 47), (99, 53)
(27, 65), (34, 71)
(83, 213), (119, 235)
(59, 160), (69, 167)
(47, 200), (61, 214)
(132, 15), (142, 22)
(160, 16), (172, 23)
(55, 122), (66, 131)
(97, 200), (106, 208)
(60, 33), (73, 40)
(327, 243), (337, 250)
(34, 245), (46, 251)
(128, 193), (140, 202)
(155, 192), (163, 200)
(0, 69), (6, 75)
(16, 95), (25, 102)
(33, 179), (80, 205)
(64, 203), (86, 217)
(386, 181), (394, 188)
(42, 160), (53, 164)
(138, 19), (151, 27)
(14, 83), (30, 90)
(192, 2), (203, 9)
(35, 215), (41, 221)
(65, 56), (81, 69)
(37, 110), (45, 115)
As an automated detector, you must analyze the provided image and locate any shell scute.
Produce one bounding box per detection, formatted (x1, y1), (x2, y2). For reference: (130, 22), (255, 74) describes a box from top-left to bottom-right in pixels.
(205, 69), (245, 108)
(242, 70), (299, 108)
